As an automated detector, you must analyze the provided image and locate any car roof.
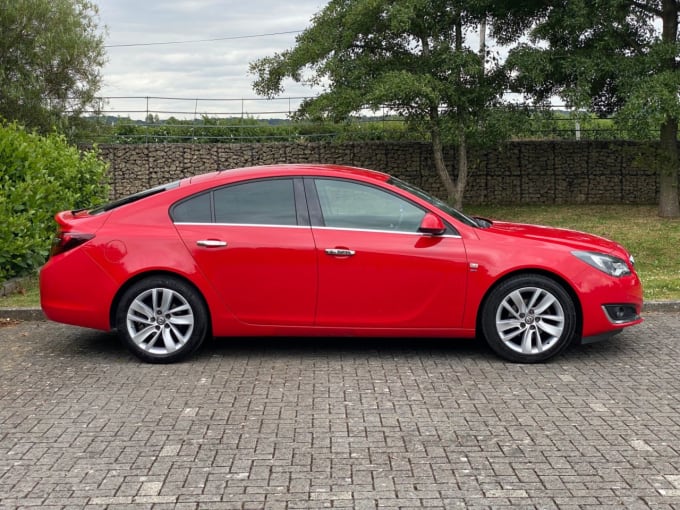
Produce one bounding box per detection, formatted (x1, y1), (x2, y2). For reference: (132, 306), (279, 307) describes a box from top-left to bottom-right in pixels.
(185, 164), (391, 187)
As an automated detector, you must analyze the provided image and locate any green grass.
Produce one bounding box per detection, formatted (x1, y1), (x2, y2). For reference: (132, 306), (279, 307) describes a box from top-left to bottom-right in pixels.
(0, 205), (678, 307)
(0, 274), (40, 307)
(467, 205), (680, 301)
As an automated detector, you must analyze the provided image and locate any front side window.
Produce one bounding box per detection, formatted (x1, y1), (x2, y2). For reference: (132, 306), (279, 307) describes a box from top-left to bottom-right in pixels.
(388, 177), (479, 228)
(172, 178), (297, 226)
(314, 179), (425, 232)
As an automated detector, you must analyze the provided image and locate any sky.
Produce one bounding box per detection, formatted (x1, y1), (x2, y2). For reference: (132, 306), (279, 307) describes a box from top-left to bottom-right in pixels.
(96, 0), (326, 119)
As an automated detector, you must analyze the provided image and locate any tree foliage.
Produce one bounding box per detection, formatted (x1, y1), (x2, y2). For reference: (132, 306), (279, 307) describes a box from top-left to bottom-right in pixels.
(0, 123), (109, 281)
(504, 0), (680, 217)
(250, 0), (509, 208)
(0, 0), (106, 133)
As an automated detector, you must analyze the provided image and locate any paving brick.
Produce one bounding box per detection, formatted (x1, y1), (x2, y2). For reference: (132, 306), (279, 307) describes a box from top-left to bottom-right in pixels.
(0, 315), (680, 508)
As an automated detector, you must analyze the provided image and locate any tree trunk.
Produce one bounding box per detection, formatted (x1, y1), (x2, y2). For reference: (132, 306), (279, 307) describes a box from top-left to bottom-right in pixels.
(658, 117), (680, 218)
(658, 0), (679, 217)
(429, 108), (457, 203)
(420, 38), (456, 204)
(450, 11), (469, 210)
(454, 128), (468, 210)
(479, 18), (486, 63)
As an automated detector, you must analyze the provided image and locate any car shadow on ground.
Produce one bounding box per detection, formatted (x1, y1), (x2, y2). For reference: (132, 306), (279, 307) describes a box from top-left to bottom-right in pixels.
(202, 335), (627, 363)
(63, 328), (493, 363)
(205, 335), (491, 359)
(52, 324), (631, 365)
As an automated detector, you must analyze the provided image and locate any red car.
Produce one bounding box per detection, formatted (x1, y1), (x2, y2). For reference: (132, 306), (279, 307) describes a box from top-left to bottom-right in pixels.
(40, 164), (643, 363)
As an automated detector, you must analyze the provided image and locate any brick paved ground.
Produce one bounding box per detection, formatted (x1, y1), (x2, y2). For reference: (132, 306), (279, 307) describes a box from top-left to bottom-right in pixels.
(1, 313), (679, 509)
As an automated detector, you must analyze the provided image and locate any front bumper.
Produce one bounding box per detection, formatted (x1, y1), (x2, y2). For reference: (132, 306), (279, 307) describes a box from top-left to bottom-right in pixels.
(576, 269), (643, 339)
(581, 328), (623, 345)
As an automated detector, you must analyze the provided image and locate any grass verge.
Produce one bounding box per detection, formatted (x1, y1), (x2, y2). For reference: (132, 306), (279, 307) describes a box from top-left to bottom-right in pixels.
(468, 205), (680, 301)
(0, 274), (40, 308)
(0, 205), (678, 308)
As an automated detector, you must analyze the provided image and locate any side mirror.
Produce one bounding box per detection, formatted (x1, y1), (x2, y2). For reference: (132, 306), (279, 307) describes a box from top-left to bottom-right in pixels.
(418, 212), (446, 235)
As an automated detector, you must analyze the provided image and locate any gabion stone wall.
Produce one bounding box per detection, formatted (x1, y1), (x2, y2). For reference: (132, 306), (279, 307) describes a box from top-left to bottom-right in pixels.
(96, 140), (660, 204)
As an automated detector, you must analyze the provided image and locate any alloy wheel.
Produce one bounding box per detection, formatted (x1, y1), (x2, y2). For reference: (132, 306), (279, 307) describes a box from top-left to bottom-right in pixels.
(126, 287), (195, 355)
(494, 286), (566, 355)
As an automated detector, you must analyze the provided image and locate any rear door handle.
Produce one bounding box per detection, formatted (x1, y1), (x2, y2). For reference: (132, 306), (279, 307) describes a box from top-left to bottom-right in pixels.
(325, 248), (355, 257)
(197, 239), (227, 247)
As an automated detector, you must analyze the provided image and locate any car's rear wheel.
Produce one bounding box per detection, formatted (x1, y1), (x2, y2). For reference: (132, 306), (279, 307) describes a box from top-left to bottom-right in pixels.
(481, 275), (577, 363)
(116, 276), (208, 363)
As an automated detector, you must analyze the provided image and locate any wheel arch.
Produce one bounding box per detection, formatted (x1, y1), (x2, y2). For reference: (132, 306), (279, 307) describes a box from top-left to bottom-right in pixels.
(109, 270), (212, 333)
(476, 269), (583, 340)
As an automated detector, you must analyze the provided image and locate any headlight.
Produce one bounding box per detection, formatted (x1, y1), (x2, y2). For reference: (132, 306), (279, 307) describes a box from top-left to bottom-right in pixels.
(572, 251), (631, 277)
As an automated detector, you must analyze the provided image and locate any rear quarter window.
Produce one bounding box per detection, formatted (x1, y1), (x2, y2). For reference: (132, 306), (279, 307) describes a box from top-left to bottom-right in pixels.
(172, 192), (212, 223)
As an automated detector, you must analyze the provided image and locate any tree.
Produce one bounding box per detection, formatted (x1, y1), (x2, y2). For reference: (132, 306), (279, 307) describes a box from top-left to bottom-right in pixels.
(250, 0), (507, 208)
(0, 0), (106, 133)
(503, 0), (680, 218)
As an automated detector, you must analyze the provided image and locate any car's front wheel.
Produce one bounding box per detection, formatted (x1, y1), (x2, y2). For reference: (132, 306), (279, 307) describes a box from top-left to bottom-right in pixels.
(116, 276), (209, 363)
(481, 275), (577, 363)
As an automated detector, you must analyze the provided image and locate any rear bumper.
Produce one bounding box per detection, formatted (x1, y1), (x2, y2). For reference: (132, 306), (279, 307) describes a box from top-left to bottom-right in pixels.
(40, 249), (118, 331)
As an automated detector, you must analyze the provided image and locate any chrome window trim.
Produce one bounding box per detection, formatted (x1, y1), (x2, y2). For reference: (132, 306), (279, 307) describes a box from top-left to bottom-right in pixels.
(174, 222), (309, 229)
(312, 226), (462, 238)
(173, 222), (462, 238)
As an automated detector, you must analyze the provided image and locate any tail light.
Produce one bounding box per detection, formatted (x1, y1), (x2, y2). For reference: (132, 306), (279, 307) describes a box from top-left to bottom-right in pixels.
(50, 232), (95, 257)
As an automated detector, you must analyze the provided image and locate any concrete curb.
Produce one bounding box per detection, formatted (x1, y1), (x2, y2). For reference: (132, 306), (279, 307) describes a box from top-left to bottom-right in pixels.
(1, 302), (679, 323)
(643, 301), (680, 312)
(0, 308), (46, 321)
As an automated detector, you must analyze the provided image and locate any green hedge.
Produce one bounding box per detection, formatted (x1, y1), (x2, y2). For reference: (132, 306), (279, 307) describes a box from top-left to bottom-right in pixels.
(0, 123), (109, 281)
(77, 116), (415, 144)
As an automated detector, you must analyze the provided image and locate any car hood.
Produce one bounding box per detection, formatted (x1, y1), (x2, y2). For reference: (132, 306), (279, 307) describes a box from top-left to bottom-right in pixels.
(483, 220), (625, 255)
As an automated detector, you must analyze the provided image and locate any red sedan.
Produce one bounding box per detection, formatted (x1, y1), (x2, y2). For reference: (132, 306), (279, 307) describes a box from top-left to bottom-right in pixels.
(40, 164), (643, 363)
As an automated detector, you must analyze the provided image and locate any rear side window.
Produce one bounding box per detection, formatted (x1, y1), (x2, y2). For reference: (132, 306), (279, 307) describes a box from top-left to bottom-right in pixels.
(171, 178), (297, 226)
(213, 179), (297, 225)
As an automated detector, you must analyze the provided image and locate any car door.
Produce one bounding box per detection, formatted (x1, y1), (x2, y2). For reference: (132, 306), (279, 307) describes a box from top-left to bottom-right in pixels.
(307, 178), (469, 329)
(173, 177), (317, 326)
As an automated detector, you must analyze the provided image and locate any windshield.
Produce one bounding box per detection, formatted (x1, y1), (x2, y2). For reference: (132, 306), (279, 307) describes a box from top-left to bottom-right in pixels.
(388, 177), (480, 228)
(89, 181), (180, 215)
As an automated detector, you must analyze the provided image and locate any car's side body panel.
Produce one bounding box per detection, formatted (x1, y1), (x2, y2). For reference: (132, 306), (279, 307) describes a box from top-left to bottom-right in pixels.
(459, 234), (643, 336)
(39, 164), (643, 363)
(175, 223), (318, 326)
(311, 227), (469, 328)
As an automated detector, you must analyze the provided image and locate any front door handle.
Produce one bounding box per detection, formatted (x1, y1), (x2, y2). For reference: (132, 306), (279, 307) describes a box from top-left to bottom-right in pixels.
(325, 248), (355, 257)
(197, 239), (227, 247)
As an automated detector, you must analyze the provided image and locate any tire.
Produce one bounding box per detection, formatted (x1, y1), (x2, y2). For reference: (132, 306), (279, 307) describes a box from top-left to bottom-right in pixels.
(481, 274), (577, 363)
(115, 275), (209, 363)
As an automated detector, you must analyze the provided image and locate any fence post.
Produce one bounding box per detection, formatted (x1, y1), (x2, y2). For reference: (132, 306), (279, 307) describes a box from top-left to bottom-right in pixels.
(145, 96), (149, 145)
(193, 99), (199, 143)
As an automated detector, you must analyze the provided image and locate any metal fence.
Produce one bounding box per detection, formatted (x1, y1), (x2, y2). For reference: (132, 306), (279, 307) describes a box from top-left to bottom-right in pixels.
(94, 95), (312, 119)
(75, 95), (635, 144)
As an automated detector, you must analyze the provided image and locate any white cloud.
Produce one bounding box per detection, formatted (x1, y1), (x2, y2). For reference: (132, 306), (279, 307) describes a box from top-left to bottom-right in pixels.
(96, 0), (325, 118)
